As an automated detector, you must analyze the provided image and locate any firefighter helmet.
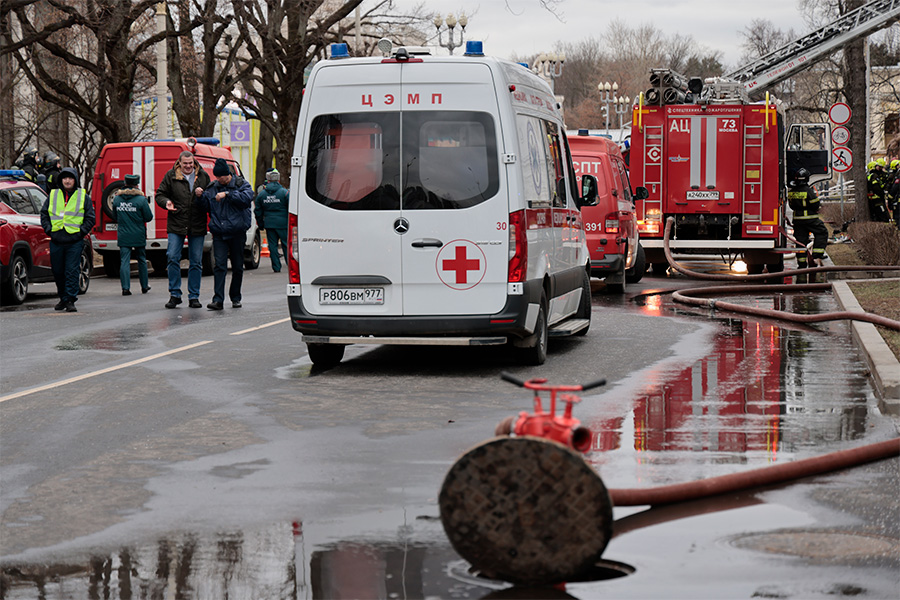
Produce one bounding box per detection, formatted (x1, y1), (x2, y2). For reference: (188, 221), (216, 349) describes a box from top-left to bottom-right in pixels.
(867, 161), (878, 170)
(891, 159), (899, 170)
(876, 158), (887, 168)
(22, 147), (38, 162)
(795, 168), (810, 182)
(43, 152), (59, 166)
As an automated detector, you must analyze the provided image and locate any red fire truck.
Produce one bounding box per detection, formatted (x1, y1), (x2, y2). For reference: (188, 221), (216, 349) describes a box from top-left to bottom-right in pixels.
(629, 71), (833, 274)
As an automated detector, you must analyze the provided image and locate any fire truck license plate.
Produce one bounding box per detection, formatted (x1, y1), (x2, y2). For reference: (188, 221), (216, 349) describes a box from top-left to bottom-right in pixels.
(319, 287), (384, 305)
(686, 191), (719, 200)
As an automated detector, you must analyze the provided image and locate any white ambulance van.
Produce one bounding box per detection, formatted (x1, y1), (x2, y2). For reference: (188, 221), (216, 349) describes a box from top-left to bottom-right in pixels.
(286, 41), (600, 367)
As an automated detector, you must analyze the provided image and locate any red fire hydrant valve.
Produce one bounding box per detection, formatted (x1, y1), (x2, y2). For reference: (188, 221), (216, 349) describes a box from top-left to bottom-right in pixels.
(496, 372), (606, 453)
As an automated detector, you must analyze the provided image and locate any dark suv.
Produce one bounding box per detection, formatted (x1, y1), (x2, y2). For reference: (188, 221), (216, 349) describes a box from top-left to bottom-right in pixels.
(0, 169), (92, 305)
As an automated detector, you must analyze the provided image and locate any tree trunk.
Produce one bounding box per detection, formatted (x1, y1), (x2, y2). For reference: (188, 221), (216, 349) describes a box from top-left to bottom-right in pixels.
(844, 0), (869, 222)
(254, 125), (275, 190)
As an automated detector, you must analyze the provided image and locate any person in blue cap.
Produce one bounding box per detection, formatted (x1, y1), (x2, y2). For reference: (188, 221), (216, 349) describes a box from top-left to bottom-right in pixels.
(113, 174), (153, 296)
(254, 168), (289, 272)
(198, 158), (254, 310)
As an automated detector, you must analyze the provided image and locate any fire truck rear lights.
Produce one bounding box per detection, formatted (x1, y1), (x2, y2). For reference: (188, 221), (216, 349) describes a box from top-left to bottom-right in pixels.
(638, 221), (660, 234)
(746, 225), (774, 235)
(604, 219), (619, 234)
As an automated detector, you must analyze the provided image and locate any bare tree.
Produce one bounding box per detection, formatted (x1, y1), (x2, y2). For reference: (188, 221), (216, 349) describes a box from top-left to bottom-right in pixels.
(228, 0), (430, 185)
(554, 20), (722, 129)
(165, 0), (241, 138)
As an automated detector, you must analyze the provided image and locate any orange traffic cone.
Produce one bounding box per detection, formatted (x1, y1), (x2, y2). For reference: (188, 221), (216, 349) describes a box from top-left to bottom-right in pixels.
(261, 236), (270, 257)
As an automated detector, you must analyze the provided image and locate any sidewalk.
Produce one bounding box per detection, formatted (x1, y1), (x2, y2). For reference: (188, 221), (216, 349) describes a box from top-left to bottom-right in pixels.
(829, 276), (900, 415)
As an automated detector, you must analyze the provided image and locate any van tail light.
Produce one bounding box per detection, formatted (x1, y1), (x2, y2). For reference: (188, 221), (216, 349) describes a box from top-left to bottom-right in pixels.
(288, 212), (300, 284)
(508, 209), (527, 283)
(604, 212), (619, 234)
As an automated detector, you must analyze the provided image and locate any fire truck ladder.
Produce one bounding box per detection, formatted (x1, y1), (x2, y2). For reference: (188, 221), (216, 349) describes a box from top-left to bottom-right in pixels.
(723, 0), (900, 95)
(642, 124), (664, 220)
(742, 124), (764, 223)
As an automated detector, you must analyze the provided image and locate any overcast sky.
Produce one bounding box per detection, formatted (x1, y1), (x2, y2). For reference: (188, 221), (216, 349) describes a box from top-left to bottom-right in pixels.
(393, 0), (813, 69)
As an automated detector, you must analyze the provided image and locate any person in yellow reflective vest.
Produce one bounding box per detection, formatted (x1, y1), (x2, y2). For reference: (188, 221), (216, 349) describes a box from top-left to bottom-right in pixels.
(787, 168), (827, 283)
(39, 167), (95, 312)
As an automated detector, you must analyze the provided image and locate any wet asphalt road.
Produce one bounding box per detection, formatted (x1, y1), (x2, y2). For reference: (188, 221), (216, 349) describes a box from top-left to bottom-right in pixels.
(0, 263), (898, 599)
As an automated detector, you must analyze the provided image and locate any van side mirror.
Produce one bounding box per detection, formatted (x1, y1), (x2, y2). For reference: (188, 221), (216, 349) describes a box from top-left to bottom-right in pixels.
(634, 186), (649, 200)
(579, 174), (599, 207)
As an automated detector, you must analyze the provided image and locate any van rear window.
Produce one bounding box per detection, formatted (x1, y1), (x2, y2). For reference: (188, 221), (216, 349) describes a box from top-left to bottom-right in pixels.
(306, 111), (499, 210)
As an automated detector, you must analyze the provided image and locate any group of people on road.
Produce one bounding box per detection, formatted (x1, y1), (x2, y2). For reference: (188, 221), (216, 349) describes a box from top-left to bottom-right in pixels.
(41, 149), (291, 313)
(14, 147), (63, 192)
(866, 158), (900, 227)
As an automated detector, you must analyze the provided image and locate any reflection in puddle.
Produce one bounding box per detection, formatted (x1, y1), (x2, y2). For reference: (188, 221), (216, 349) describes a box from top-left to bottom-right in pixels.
(0, 523), (635, 599)
(586, 291), (878, 486)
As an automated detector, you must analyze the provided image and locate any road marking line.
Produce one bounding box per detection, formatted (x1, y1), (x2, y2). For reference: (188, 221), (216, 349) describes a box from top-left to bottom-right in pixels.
(0, 340), (213, 404)
(230, 317), (290, 336)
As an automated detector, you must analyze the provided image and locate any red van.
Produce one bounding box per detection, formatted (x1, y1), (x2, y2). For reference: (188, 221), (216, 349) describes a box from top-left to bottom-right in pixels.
(568, 131), (646, 292)
(91, 138), (260, 277)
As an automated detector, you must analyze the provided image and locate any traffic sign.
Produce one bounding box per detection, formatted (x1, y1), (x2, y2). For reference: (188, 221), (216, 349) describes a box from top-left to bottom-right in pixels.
(230, 121), (251, 145)
(831, 146), (853, 172)
(828, 102), (851, 125)
(831, 126), (850, 146)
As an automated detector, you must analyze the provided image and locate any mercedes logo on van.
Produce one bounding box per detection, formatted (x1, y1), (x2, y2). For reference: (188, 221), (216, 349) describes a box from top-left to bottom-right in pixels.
(394, 217), (410, 234)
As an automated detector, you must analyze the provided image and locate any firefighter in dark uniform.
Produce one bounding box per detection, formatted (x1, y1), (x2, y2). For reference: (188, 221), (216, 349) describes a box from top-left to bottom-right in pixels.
(19, 147), (39, 181)
(887, 159), (899, 228)
(866, 160), (890, 222)
(788, 168), (827, 282)
(41, 152), (61, 190)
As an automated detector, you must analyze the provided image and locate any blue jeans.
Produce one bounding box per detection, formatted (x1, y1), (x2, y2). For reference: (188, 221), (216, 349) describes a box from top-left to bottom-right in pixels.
(50, 239), (83, 303)
(120, 246), (149, 291)
(265, 229), (288, 272)
(166, 233), (204, 299)
(212, 232), (246, 303)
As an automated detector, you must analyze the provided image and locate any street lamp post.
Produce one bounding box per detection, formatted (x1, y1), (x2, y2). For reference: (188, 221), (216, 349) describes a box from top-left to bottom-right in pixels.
(598, 82), (630, 136)
(532, 52), (565, 94)
(598, 81), (617, 135)
(615, 96), (631, 130)
(433, 12), (468, 55)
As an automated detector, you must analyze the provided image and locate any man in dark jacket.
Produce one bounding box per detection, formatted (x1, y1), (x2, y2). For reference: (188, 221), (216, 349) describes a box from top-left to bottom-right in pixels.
(113, 174), (153, 296)
(155, 151), (211, 309)
(254, 168), (289, 272)
(198, 158), (254, 310)
(39, 167), (95, 312)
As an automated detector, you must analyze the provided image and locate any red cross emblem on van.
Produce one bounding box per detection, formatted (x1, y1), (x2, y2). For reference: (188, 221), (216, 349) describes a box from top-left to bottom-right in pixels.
(436, 240), (487, 290)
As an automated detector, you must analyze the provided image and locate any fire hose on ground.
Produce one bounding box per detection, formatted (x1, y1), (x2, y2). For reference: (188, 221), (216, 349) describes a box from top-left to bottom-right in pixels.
(660, 216), (900, 331)
(437, 224), (900, 587)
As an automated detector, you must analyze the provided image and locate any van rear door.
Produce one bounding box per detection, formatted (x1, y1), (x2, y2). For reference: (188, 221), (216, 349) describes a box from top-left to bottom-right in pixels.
(299, 64), (405, 317)
(299, 60), (507, 318)
(397, 62), (507, 316)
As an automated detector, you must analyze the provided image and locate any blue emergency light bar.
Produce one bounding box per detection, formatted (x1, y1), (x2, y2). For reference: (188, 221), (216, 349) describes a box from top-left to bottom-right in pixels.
(464, 41), (484, 56)
(153, 137), (220, 146)
(330, 43), (350, 59)
(0, 169), (26, 177)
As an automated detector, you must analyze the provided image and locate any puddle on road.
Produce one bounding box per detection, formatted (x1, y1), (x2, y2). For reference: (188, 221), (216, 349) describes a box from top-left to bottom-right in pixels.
(55, 325), (150, 351)
(4, 285), (892, 598)
(585, 290), (885, 484)
(0, 522), (635, 599)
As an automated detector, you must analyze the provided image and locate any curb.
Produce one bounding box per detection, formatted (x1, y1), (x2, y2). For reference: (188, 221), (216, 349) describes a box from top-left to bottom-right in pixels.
(830, 279), (900, 415)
